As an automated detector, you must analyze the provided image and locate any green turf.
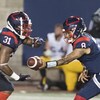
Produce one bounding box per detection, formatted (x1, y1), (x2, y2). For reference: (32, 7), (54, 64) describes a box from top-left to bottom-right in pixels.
(8, 92), (100, 100)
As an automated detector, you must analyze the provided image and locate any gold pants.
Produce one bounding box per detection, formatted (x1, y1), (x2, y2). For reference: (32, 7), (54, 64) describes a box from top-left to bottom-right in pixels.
(40, 56), (83, 91)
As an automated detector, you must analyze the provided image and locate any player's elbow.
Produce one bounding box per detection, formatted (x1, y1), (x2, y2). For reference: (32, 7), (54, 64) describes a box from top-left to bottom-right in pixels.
(0, 65), (4, 71)
(0, 63), (8, 70)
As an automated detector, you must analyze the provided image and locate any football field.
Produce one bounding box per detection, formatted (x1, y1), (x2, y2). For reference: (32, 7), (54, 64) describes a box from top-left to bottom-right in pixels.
(8, 92), (100, 100)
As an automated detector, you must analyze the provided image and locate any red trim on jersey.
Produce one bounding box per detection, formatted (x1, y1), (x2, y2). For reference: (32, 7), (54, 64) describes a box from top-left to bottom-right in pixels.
(2, 32), (18, 44)
(73, 36), (90, 48)
(0, 92), (11, 100)
(74, 95), (86, 100)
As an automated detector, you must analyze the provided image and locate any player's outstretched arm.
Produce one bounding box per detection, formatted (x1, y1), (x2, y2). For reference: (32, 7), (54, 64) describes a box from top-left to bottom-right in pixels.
(23, 37), (45, 48)
(0, 46), (30, 81)
(42, 48), (90, 69)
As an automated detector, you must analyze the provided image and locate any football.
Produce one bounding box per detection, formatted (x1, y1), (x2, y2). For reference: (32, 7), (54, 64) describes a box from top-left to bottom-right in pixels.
(27, 56), (43, 70)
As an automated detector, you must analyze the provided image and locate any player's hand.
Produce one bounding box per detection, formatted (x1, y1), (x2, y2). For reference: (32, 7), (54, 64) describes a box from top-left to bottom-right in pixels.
(78, 69), (90, 83)
(33, 37), (45, 48)
(39, 61), (47, 70)
(18, 74), (31, 81)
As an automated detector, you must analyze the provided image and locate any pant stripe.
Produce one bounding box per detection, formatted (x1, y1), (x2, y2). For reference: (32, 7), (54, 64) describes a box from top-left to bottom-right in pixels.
(93, 74), (100, 88)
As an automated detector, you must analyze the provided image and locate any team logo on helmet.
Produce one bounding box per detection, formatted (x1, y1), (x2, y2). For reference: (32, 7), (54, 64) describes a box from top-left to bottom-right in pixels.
(63, 16), (87, 43)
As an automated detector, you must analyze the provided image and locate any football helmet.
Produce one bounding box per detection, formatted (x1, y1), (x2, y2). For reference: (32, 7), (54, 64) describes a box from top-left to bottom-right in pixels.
(63, 16), (87, 43)
(6, 11), (32, 39)
(92, 8), (100, 24)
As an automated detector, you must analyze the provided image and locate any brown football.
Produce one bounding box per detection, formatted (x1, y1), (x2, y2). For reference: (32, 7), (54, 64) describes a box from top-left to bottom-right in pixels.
(27, 56), (43, 70)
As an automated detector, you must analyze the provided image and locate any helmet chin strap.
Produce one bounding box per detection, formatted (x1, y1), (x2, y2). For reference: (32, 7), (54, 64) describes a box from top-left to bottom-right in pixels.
(64, 38), (73, 44)
(67, 39), (73, 43)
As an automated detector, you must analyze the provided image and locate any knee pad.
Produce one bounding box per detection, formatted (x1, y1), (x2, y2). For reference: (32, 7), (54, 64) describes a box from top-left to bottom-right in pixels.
(74, 95), (86, 100)
(0, 92), (11, 100)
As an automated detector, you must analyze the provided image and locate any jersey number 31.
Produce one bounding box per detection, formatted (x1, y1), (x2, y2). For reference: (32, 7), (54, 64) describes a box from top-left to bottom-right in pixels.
(3, 36), (11, 45)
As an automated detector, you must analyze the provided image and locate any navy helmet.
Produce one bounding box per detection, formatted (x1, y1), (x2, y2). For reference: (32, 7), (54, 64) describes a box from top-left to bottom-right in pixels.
(7, 11), (32, 39)
(63, 16), (87, 39)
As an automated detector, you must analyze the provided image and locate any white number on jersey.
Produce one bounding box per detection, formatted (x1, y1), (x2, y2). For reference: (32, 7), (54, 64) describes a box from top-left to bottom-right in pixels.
(81, 42), (86, 48)
(3, 36), (11, 45)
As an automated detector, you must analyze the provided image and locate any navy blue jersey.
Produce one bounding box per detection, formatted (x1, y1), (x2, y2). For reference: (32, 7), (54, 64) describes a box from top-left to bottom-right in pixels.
(73, 32), (100, 74)
(0, 28), (23, 52)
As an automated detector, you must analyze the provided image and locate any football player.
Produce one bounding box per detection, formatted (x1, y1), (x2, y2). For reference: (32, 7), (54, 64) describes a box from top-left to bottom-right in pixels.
(40, 16), (100, 100)
(40, 23), (83, 91)
(0, 11), (44, 100)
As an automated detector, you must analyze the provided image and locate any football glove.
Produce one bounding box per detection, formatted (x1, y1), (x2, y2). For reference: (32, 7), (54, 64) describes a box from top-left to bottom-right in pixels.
(32, 37), (45, 48)
(18, 74), (30, 81)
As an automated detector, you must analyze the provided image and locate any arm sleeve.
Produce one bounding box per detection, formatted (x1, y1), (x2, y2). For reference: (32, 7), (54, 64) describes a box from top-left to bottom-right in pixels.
(0, 35), (16, 50)
(75, 41), (91, 49)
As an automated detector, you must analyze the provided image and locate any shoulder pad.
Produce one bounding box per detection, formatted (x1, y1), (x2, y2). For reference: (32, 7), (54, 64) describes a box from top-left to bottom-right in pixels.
(73, 36), (90, 49)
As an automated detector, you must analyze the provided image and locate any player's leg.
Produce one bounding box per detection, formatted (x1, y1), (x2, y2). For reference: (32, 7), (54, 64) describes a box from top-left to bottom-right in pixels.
(74, 74), (100, 100)
(58, 60), (83, 91)
(0, 91), (12, 100)
(0, 72), (14, 100)
(40, 69), (46, 83)
(40, 56), (50, 80)
(40, 56), (51, 90)
(64, 70), (78, 91)
(58, 65), (77, 91)
(65, 60), (83, 73)
(74, 95), (86, 100)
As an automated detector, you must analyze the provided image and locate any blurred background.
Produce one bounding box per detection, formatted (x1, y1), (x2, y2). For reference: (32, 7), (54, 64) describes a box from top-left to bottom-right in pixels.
(0, 0), (100, 100)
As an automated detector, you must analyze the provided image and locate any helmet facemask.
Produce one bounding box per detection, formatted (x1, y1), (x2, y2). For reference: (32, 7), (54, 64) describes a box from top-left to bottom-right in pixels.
(63, 25), (77, 44)
(63, 29), (76, 43)
(16, 17), (32, 39)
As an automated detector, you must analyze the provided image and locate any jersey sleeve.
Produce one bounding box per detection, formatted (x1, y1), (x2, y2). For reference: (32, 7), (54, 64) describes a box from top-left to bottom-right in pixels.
(0, 34), (17, 50)
(73, 40), (91, 49)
